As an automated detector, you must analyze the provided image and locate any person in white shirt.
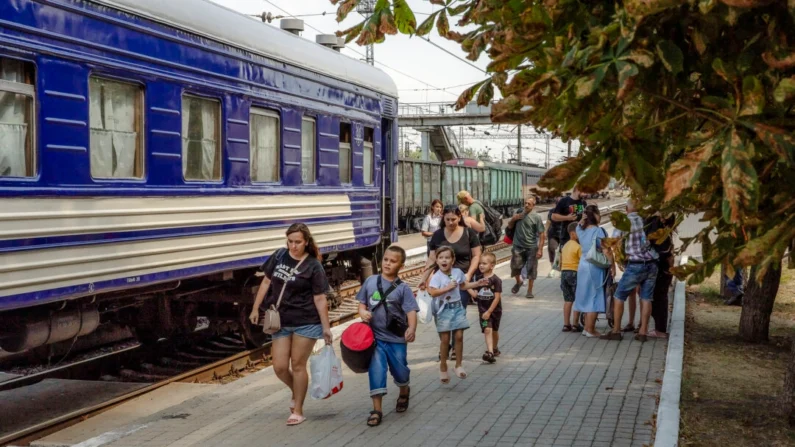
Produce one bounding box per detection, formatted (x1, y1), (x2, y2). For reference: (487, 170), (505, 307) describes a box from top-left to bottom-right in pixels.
(420, 199), (443, 255)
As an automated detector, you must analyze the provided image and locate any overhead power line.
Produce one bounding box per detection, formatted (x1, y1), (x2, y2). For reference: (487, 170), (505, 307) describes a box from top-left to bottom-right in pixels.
(418, 36), (487, 74)
(260, 0), (458, 96)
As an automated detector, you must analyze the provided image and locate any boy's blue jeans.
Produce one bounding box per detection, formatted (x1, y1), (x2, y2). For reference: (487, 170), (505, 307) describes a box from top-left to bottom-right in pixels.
(368, 339), (410, 397)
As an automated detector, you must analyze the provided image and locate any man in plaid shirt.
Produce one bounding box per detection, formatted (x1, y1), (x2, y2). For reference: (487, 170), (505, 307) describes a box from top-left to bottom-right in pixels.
(601, 199), (659, 342)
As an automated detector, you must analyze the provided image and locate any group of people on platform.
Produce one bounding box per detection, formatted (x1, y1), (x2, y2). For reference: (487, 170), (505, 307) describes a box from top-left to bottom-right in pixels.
(247, 189), (675, 428)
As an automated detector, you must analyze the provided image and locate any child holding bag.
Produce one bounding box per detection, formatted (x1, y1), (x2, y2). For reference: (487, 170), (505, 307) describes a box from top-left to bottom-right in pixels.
(428, 246), (487, 383)
(357, 246), (418, 427)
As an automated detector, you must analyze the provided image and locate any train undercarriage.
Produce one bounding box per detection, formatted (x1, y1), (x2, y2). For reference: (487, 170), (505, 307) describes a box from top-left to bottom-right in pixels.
(0, 247), (380, 361)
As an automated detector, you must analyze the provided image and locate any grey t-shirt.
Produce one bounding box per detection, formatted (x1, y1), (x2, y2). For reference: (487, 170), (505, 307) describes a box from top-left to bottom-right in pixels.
(514, 212), (546, 249)
(356, 275), (419, 343)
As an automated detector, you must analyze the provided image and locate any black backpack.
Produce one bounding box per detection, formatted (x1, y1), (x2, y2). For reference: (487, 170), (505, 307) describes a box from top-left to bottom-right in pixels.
(475, 201), (503, 245)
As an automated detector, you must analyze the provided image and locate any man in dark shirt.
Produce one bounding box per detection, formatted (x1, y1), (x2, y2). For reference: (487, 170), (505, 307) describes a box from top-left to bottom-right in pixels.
(550, 188), (587, 248)
(545, 200), (559, 263)
(647, 212), (676, 338)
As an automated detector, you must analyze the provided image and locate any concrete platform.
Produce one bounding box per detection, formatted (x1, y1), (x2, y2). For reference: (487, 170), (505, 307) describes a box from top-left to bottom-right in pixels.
(32, 383), (217, 447)
(59, 258), (666, 447)
(0, 379), (146, 440)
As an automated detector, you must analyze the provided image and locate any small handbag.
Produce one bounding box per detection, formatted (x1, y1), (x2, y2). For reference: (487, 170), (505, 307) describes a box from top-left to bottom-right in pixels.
(585, 228), (611, 269)
(261, 252), (308, 335)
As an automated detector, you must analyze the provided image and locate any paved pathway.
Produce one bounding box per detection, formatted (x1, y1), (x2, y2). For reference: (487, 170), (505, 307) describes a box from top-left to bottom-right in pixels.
(87, 261), (666, 447)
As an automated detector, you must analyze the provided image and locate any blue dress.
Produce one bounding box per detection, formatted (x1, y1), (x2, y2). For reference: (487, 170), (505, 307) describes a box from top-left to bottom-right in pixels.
(574, 225), (607, 313)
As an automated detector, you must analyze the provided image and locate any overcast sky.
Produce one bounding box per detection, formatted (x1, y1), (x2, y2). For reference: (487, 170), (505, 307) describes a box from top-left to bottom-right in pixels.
(212, 0), (577, 165)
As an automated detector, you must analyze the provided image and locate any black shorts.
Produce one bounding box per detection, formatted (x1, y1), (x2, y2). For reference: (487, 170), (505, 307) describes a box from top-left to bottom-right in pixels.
(477, 299), (502, 332)
(560, 270), (577, 303)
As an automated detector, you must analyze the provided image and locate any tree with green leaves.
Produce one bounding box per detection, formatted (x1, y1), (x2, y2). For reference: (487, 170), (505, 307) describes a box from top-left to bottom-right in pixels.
(333, 0), (793, 333)
(333, 0), (795, 418)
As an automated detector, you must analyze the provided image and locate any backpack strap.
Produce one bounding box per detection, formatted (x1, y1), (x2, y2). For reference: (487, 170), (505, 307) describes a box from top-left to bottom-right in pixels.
(370, 276), (403, 312)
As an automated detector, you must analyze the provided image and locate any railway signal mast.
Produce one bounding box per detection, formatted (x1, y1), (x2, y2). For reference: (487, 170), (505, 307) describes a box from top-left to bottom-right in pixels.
(357, 0), (375, 65)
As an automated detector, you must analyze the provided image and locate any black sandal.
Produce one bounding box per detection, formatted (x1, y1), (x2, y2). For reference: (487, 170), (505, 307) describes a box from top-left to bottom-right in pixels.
(367, 410), (383, 427)
(562, 325), (573, 332)
(396, 387), (410, 413)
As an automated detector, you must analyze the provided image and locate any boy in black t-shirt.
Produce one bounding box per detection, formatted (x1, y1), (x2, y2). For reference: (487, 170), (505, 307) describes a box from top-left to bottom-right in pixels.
(469, 253), (503, 363)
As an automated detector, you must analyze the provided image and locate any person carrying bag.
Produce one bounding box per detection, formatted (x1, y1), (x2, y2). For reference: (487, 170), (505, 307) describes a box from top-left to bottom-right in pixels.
(354, 246), (418, 427)
(261, 249), (308, 334)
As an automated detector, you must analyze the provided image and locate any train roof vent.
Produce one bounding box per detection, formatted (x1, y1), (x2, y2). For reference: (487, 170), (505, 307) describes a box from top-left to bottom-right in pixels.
(280, 19), (304, 35)
(382, 97), (396, 117)
(316, 34), (339, 51)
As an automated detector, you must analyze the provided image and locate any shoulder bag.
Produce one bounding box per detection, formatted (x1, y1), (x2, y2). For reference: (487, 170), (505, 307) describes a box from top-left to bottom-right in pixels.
(371, 277), (407, 337)
(585, 227), (611, 269)
(262, 252), (309, 335)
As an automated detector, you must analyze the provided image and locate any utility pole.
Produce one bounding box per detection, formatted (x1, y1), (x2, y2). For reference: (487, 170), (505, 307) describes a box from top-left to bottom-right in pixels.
(517, 125), (522, 165)
(545, 134), (551, 168)
(567, 140), (572, 158)
(357, 0), (375, 65)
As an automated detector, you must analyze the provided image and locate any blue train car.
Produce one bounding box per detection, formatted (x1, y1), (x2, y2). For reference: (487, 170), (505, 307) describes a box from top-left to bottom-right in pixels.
(0, 0), (399, 350)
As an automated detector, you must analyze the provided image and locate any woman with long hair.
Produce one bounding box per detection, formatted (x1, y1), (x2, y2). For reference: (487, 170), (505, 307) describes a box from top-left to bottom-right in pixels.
(573, 205), (615, 337)
(249, 223), (332, 426)
(419, 205), (482, 360)
(421, 199), (444, 255)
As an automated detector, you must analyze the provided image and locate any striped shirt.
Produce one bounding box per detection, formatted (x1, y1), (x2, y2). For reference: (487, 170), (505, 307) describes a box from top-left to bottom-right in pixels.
(614, 212), (658, 262)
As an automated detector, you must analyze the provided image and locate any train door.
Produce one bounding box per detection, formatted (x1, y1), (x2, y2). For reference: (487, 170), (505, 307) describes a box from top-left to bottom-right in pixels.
(382, 118), (396, 243)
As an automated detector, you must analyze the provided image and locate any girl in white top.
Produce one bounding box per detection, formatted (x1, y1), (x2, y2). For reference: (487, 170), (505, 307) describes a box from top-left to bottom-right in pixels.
(421, 199), (443, 255)
(428, 246), (486, 383)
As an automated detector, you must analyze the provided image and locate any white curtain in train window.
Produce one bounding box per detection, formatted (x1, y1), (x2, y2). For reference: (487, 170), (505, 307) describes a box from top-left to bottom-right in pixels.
(301, 118), (315, 184)
(363, 142), (373, 185)
(0, 59), (30, 177)
(250, 112), (279, 182)
(339, 143), (351, 183)
(89, 78), (139, 178)
(182, 96), (218, 180)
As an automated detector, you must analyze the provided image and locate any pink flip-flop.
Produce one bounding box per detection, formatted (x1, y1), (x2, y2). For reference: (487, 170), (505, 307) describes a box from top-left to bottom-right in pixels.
(439, 369), (450, 384)
(454, 366), (467, 379)
(286, 413), (306, 426)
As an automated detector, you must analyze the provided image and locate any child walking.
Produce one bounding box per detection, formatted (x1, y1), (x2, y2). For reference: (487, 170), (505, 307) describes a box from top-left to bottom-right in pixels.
(469, 252), (502, 363)
(357, 246), (419, 427)
(561, 222), (583, 332)
(428, 246), (486, 383)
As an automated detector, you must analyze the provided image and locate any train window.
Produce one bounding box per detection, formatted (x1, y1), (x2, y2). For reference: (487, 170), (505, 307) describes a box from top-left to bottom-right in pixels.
(363, 127), (374, 185)
(250, 108), (280, 183)
(339, 122), (352, 183)
(301, 117), (316, 184)
(89, 77), (144, 179)
(0, 58), (35, 178)
(182, 94), (221, 181)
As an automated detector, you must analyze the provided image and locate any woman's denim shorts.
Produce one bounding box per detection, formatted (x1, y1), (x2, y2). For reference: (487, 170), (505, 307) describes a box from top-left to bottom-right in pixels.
(271, 324), (323, 340)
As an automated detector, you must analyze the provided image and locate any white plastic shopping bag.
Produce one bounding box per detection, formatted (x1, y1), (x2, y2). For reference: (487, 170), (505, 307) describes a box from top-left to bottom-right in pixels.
(416, 290), (434, 325)
(310, 345), (344, 400)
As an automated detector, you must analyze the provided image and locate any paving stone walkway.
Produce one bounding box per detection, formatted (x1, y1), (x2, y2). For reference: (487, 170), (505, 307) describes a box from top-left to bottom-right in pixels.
(90, 260), (666, 447)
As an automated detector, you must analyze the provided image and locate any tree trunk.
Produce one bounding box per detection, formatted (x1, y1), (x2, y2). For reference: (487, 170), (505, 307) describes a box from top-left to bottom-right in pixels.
(785, 337), (795, 426)
(738, 265), (782, 343)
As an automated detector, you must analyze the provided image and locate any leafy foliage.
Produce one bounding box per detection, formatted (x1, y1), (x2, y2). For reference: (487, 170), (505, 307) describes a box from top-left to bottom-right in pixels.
(333, 0), (795, 282)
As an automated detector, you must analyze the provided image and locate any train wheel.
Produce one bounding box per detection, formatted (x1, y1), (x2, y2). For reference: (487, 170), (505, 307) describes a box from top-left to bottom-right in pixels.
(240, 274), (269, 348)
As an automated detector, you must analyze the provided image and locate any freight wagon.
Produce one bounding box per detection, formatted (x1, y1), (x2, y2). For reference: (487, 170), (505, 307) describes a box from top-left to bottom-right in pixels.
(396, 158), (547, 232)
